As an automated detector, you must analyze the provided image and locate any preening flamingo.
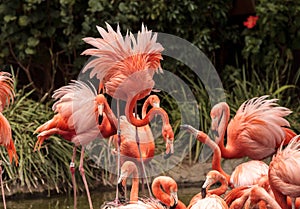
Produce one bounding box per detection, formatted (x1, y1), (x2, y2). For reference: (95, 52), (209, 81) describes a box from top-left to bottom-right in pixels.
(269, 135), (300, 209)
(0, 71), (18, 209)
(34, 80), (117, 209)
(181, 125), (268, 188)
(225, 176), (270, 209)
(210, 95), (296, 160)
(187, 170), (228, 209)
(81, 23), (174, 157)
(246, 185), (281, 209)
(152, 176), (187, 209)
(102, 161), (164, 209)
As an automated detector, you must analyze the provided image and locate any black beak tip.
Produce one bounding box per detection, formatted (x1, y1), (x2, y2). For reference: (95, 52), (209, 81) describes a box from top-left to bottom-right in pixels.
(201, 187), (207, 199)
(212, 129), (219, 138)
(118, 182), (125, 196)
(98, 115), (103, 125)
(163, 152), (173, 159)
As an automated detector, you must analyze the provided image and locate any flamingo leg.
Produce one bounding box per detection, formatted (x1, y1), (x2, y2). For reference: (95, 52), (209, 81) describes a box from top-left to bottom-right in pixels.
(134, 104), (152, 198)
(0, 161), (6, 209)
(79, 147), (93, 209)
(70, 146), (77, 209)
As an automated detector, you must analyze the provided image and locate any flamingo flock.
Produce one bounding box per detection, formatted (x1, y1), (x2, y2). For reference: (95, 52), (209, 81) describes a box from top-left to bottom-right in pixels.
(0, 23), (300, 209)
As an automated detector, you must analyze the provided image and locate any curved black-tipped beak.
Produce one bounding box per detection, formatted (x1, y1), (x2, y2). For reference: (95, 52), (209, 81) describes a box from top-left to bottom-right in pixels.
(201, 187), (207, 199)
(98, 114), (103, 125)
(170, 199), (178, 209)
(163, 152), (173, 159)
(118, 181), (125, 196)
(211, 129), (219, 138)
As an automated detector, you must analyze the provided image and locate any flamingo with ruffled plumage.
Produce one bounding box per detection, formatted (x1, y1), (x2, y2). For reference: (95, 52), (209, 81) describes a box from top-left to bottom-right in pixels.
(0, 71), (18, 209)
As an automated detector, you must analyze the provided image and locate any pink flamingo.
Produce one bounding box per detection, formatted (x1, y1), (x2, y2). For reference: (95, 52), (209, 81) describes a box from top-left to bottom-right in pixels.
(181, 125), (269, 188)
(0, 71), (18, 209)
(81, 23), (174, 158)
(34, 80), (118, 209)
(187, 170), (228, 209)
(246, 185), (281, 209)
(102, 161), (164, 209)
(210, 95), (296, 160)
(152, 176), (187, 209)
(269, 135), (300, 209)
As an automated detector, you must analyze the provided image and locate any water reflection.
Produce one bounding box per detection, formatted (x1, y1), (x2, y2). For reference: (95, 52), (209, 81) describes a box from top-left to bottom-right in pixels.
(3, 186), (201, 209)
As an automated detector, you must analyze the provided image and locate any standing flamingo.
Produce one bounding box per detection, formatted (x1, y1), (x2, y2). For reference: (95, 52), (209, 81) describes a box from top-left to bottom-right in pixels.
(210, 95), (296, 160)
(269, 135), (300, 209)
(81, 23), (174, 157)
(34, 80), (118, 209)
(0, 71), (18, 209)
(181, 125), (269, 188)
(187, 170), (228, 209)
(152, 176), (187, 209)
(102, 161), (164, 209)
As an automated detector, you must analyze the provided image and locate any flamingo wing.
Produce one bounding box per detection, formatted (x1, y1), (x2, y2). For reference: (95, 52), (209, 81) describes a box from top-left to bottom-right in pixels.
(269, 136), (300, 198)
(227, 95), (293, 159)
(0, 72), (15, 112)
(230, 160), (269, 188)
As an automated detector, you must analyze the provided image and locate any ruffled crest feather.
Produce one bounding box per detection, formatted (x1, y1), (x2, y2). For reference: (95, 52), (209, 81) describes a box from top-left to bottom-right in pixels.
(81, 23), (164, 100)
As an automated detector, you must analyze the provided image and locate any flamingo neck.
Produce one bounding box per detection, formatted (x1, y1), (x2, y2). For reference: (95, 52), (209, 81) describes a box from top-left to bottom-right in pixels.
(130, 177), (139, 203)
(217, 103), (233, 158)
(125, 94), (170, 127)
(152, 180), (173, 206)
(201, 135), (230, 183)
(251, 186), (281, 209)
(269, 186), (288, 209)
(103, 99), (118, 130)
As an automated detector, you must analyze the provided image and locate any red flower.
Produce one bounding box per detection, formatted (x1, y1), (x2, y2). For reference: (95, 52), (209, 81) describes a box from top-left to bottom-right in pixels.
(243, 16), (259, 29)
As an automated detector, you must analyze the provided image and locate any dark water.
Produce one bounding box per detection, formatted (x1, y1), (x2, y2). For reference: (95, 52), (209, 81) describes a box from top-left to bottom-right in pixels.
(2, 186), (201, 209)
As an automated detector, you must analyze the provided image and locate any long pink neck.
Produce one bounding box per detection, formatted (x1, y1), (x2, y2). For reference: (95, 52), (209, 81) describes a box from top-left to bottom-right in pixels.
(216, 103), (235, 158)
(125, 93), (170, 127)
(202, 135), (231, 184)
(152, 179), (173, 206)
(251, 186), (281, 209)
(269, 185), (288, 209)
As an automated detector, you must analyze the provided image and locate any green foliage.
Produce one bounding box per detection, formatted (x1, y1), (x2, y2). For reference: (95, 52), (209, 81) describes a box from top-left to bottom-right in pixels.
(241, 0), (300, 72)
(0, 0), (238, 98)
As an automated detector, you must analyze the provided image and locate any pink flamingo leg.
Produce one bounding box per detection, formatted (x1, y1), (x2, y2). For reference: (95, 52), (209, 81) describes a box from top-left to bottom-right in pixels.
(79, 147), (93, 209)
(70, 146), (77, 209)
(0, 162), (6, 209)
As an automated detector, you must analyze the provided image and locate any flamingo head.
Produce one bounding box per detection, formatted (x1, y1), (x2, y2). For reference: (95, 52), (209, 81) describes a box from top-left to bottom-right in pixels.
(149, 94), (160, 108)
(169, 191), (178, 209)
(180, 124), (208, 144)
(162, 124), (174, 159)
(210, 102), (227, 141)
(95, 94), (107, 125)
(117, 161), (137, 197)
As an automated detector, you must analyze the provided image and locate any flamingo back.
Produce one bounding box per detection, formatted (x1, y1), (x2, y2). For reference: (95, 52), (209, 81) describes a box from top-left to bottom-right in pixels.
(269, 135), (300, 198)
(230, 160), (269, 188)
(51, 80), (101, 146)
(190, 195), (228, 209)
(227, 95), (293, 159)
